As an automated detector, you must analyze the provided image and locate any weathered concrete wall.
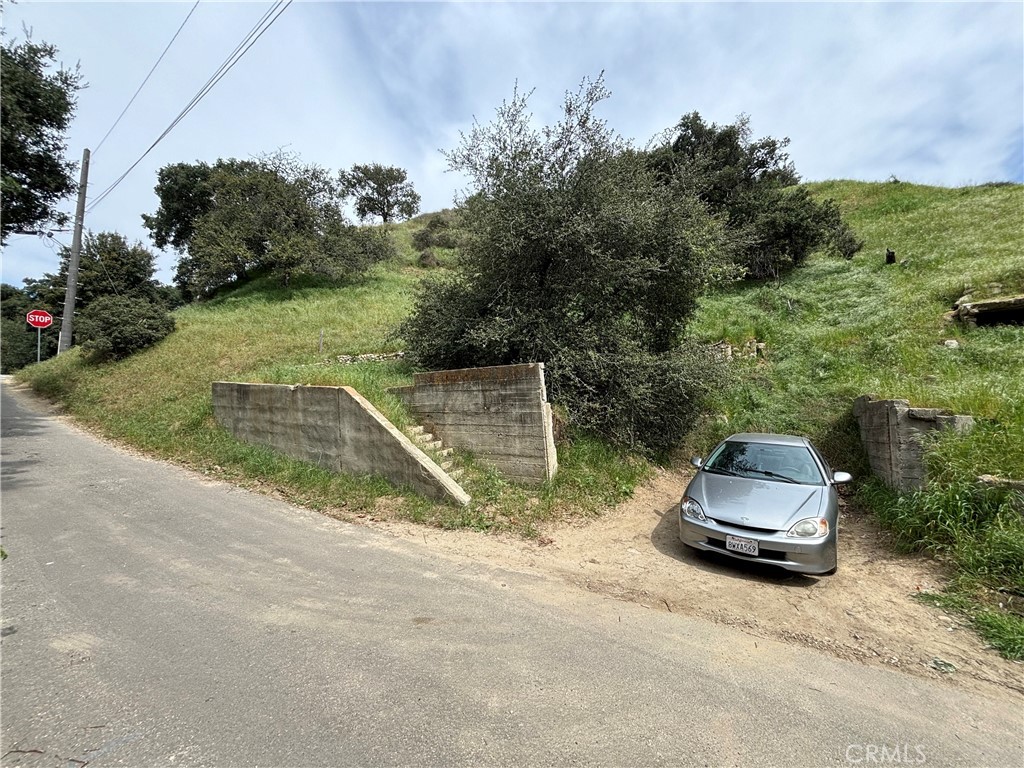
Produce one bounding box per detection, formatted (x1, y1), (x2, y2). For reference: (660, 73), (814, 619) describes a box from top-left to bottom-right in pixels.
(853, 395), (974, 492)
(212, 382), (469, 506)
(391, 363), (558, 485)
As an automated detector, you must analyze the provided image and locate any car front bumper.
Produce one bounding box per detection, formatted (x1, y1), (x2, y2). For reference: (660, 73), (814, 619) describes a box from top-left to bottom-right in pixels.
(678, 511), (837, 575)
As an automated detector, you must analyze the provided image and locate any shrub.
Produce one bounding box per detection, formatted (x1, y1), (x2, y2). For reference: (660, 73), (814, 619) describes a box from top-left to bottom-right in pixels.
(743, 188), (864, 278)
(77, 295), (175, 361)
(412, 211), (463, 251)
(416, 249), (440, 268)
(548, 340), (726, 455)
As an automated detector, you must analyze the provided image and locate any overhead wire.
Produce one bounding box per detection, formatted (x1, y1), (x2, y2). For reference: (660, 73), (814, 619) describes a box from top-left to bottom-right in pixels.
(92, 0), (203, 156)
(85, 0), (293, 214)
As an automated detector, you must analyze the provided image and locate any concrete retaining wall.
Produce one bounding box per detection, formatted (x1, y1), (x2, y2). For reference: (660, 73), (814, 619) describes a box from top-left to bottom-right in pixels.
(212, 382), (469, 506)
(853, 395), (974, 492)
(391, 363), (558, 485)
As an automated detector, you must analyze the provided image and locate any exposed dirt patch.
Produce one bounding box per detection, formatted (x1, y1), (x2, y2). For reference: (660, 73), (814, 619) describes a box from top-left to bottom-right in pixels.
(370, 466), (1023, 699)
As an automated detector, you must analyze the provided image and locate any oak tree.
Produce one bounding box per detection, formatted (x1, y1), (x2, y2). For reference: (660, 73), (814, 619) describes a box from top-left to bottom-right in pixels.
(340, 163), (420, 224)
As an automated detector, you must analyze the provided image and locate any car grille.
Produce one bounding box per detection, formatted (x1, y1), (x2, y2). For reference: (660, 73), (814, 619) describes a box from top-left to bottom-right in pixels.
(709, 518), (777, 535)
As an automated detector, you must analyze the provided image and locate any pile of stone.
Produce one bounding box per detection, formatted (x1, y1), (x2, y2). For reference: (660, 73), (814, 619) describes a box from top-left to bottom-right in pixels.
(947, 283), (1024, 327)
(330, 352), (406, 365)
(710, 339), (767, 360)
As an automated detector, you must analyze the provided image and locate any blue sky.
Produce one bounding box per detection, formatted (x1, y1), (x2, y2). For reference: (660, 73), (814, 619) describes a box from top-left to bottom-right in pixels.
(2, 0), (1022, 287)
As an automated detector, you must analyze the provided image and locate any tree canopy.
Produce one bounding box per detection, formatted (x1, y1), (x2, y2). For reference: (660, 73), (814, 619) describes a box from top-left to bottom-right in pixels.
(0, 38), (83, 243)
(648, 112), (862, 278)
(144, 153), (393, 299)
(23, 231), (172, 314)
(401, 77), (728, 453)
(340, 163), (421, 224)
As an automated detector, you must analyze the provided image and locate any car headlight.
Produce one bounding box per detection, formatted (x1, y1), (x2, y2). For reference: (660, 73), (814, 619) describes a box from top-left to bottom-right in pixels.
(787, 517), (829, 537)
(680, 497), (706, 522)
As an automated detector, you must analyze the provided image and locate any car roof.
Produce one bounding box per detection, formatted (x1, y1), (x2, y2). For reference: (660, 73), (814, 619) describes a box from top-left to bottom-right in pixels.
(724, 433), (811, 447)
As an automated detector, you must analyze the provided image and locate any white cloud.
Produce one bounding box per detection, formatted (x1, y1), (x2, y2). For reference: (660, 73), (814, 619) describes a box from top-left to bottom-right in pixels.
(2, 0), (1020, 287)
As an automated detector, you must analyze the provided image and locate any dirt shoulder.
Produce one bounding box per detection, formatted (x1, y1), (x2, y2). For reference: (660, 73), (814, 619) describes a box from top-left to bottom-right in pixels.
(7, 378), (1018, 700)
(370, 466), (1023, 699)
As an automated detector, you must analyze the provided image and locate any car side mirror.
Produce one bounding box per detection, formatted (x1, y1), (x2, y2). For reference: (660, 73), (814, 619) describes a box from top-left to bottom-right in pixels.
(690, 457), (704, 469)
(832, 471), (852, 484)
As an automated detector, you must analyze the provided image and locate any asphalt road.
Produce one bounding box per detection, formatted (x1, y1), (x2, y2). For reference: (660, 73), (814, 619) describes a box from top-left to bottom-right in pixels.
(1, 378), (1021, 767)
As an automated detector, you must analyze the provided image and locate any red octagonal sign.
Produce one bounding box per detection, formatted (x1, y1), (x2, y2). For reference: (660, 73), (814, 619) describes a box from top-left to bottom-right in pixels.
(26, 309), (54, 329)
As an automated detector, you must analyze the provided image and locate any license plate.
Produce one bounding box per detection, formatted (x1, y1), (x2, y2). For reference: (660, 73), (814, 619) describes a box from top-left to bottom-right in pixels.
(726, 535), (759, 556)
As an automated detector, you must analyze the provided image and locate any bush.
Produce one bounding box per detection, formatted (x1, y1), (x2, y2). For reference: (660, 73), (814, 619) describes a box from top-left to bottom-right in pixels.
(411, 210), (464, 251)
(548, 340), (726, 455)
(416, 249), (440, 268)
(77, 295), (175, 361)
(742, 188), (864, 278)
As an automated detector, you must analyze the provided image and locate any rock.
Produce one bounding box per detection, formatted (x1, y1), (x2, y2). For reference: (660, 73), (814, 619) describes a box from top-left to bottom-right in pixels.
(333, 352), (406, 366)
(930, 657), (957, 674)
(943, 339), (960, 349)
(977, 474), (1024, 492)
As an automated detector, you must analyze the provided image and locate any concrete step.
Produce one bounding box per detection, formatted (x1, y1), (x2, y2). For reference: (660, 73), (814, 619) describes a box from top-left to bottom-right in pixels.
(407, 425), (426, 437)
(440, 460), (454, 472)
(436, 447), (454, 458)
(447, 468), (464, 481)
(420, 439), (443, 451)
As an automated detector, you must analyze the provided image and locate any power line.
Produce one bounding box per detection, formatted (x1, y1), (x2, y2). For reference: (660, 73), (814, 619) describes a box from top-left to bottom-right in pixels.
(86, 0), (288, 212)
(92, 0), (202, 156)
(85, 0), (293, 214)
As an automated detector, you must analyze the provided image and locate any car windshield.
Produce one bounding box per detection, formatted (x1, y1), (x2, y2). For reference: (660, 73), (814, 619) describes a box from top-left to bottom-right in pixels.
(703, 441), (825, 485)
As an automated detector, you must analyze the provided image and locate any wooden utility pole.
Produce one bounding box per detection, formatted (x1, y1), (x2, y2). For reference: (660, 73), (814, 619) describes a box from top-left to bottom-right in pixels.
(58, 148), (90, 354)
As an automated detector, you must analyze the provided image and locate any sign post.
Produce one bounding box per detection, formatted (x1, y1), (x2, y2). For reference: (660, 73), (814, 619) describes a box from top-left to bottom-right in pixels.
(26, 310), (54, 363)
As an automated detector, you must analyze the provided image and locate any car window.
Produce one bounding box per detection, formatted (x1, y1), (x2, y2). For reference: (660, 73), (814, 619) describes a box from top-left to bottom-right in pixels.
(704, 441), (825, 485)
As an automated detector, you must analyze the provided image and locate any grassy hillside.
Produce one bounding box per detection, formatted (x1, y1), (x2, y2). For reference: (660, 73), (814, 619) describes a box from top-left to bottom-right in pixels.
(16, 180), (1024, 654)
(688, 180), (1023, 470)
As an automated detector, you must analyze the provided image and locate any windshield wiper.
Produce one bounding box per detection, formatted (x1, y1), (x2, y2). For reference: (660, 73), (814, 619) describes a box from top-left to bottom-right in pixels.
(745, 469), (799, 484)
(703, 467), (742, 478)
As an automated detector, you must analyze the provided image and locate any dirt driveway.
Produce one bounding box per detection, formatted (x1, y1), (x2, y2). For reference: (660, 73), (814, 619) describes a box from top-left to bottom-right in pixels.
(372, 466), (1023, 699)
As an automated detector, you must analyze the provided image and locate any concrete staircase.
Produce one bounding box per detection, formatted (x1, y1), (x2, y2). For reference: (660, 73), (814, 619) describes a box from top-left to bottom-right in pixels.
(406, 425), (464, 482)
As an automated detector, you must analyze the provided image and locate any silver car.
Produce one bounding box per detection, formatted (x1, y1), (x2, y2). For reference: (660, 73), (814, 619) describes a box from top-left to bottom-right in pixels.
(678, 433), (852, 575)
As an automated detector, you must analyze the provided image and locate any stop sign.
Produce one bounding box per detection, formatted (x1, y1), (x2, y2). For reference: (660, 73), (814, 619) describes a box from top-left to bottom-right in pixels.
(26, 309), (54, 329)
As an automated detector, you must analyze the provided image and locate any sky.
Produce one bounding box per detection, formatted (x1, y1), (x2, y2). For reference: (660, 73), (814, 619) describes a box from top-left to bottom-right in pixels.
(2, 0), (1022, 288)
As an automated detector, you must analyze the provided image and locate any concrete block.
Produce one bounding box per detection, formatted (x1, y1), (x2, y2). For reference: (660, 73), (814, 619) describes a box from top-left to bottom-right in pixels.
(853, 395), (975, 492)
(392, 362), (558, 484)
(212, 382), (469, 506)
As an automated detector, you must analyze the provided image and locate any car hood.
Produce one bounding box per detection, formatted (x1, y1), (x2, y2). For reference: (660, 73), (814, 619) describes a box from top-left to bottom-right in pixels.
(688, 472), (826, 530)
